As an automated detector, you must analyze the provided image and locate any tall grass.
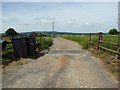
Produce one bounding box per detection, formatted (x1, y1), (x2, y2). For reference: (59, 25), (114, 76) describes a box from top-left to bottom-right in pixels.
(43, 37), (53, 49)
(63, 35), (90, 49)
(36, 36), (53, 49)
(63, 34), (119, 51)
(102, 35), (119, 51)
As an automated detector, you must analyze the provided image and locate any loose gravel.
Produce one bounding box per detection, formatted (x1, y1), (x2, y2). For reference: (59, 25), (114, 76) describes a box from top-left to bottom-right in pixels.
(2, 37), (118, 88)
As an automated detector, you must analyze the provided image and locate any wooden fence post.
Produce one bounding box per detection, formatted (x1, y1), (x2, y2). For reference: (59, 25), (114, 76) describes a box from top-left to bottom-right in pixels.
(116, 47), (120, 59)
(97, 32), (102, 49)
(32, 32), (36, 40)
(116, 33), (120, 59)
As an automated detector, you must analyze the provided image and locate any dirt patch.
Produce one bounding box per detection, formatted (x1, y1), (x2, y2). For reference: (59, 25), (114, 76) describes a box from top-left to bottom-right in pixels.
(3, 58), (33, 72)
(88, 47), (119, 81)
(50, 37), (81, 50)
(59, 55), (70, 65)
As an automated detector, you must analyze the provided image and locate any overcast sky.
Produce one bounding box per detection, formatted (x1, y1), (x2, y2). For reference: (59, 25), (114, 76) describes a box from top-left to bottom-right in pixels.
(1, 2), (118, 33)
(1, 0), (120, 2)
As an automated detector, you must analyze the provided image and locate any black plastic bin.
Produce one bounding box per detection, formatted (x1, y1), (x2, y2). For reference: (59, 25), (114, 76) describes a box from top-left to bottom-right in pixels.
(11, 36), (28, 58)
(26, 36), (36, 56)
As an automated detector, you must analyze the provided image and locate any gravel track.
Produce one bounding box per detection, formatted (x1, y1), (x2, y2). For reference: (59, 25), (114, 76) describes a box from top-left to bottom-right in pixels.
(2, 37), (118, 88)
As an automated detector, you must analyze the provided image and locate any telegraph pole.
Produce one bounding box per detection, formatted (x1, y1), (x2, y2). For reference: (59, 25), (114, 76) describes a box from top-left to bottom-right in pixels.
(52, 21), (54, 36)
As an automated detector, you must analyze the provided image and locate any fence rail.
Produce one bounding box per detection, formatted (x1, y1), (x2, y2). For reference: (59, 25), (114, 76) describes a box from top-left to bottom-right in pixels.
(99, 46), (120, 55)
(100, 41), (119, 46)
(89, 32), (120, 59)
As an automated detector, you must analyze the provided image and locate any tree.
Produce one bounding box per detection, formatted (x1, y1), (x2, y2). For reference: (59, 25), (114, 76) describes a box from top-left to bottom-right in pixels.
(5, 28), (19, 36)
(109, 28), (118, 35)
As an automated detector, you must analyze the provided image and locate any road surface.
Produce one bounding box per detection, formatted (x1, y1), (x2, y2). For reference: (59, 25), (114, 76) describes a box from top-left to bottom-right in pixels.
(2, 37), (118, 88)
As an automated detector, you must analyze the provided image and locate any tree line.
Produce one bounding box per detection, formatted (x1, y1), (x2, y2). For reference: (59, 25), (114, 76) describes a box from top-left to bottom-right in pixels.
(4, 28), (119, 37)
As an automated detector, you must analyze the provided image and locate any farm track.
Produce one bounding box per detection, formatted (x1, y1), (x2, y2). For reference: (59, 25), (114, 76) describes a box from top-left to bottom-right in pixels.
(2, 37), (118, 88)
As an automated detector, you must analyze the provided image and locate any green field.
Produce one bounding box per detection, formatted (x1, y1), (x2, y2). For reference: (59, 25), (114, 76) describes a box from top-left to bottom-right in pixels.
(62, 34), (119, 51)
(63, 35), (90, 49)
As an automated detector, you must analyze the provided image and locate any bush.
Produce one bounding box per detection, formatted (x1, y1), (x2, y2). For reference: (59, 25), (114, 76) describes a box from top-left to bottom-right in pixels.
(36, 36), (53, 50)
(5, 28), (19, 36)
(43, 37), (53, 49)
(109, 28), (118, 35)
